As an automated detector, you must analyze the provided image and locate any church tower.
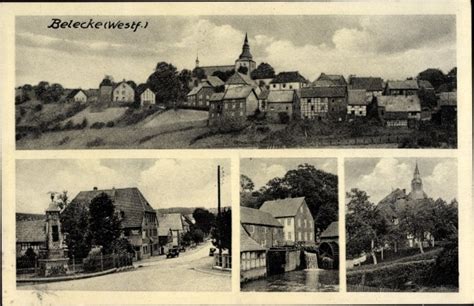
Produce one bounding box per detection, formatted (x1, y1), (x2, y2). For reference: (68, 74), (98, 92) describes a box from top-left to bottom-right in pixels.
(235, 33), (256, 76)
(195, 54), (200, 68)
(408, 162), (427, 200)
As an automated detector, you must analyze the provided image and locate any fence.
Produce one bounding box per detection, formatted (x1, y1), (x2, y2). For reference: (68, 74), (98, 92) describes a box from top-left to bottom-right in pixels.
(16, 253), (133, 276)
(214, 253), (232, 270)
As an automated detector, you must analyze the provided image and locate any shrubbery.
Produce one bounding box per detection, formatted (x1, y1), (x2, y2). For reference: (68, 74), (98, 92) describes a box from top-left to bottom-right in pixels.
(211, 116), (249, 133)
(86, 137), (105, 147)
(90, 122), (106, 129)
(429, 242), (458, 287)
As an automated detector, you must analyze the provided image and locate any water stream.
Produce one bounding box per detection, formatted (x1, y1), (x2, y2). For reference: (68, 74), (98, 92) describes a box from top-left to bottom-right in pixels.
(304, 251), (319, 270)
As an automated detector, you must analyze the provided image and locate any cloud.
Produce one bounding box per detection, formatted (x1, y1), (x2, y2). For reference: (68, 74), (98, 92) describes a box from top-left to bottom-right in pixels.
(349, 158), (457, 204)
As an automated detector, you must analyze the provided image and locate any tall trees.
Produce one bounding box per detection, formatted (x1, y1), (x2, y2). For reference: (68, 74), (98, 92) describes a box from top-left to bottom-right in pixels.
(417, 68), (446, 90)
(61, 200), (91, 259)
(88, 193), (122, 254)
(346, 188), (387, 263)
(212, 69), (235, 82)
(250, 62), (275, 80)
(212, 207), (232, 252)
(147, 62), (181, 107)
(193, 208), (215, 235)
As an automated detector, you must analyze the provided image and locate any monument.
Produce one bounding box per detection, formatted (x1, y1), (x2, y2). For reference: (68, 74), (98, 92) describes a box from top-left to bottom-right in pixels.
(38, 194), (69, 276)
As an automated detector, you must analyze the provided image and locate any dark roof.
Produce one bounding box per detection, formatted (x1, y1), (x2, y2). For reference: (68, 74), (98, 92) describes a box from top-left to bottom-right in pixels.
(320, 221), (338, 238)
(136, 84), (152, 96)
(206, 76), (225, 87)
(417, 80), (435, 90)
(226, 72), (255, 87)
(259, 197), (306, 218)
(71, 187), (155, 229)
(271, 71), (307, 84)
(222, 86), (256, 100)
(241, 207), (283, 227)
(157, 213), (183, 231)
(187, 83), (211, 96)
(240, 225), (266, 252)
(65, 89), (86, 100)
(200, 65), (235, 77)
(386, 80), (419, 90)
(438, 92), (457, 106)
(377, 95), (421, 112)
(347, 89), (370, 106)
(300, 86), (346, 98)
(16, 220), (46, 243)
(100, 78), (113, 87)
(314, 73), (347, 86)
(349, 77), (384, 91)
(266, 90), (295, 104)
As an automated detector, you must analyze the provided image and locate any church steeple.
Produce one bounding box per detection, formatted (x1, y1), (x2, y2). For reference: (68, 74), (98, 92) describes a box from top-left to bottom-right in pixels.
(409, 161), (427, 200)
(238, 32), (253, 60)
(195, 53), (200, 68)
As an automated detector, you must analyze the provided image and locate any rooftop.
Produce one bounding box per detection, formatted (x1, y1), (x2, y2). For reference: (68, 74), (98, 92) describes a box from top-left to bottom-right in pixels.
(271, 71), (307, 84)
(241, 224), (266, 252)
(266, 90), (295, 104)
(259, 197), (306, 218)
(300, 86), (346, 98)
(241, 206), (283, 227)
(377, 95), (421, 112)
(16, 220), (46, 243)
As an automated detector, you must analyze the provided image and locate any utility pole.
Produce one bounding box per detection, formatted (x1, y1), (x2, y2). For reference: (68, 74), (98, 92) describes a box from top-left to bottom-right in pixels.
(217, 165), (222, 260)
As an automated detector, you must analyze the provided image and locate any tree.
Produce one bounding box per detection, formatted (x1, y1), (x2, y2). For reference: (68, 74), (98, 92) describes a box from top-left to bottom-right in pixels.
(237, 66), (248, 75)
(192, 208), (215, 235)
(346, 189), (388, 263)
(212, 208), (231, 252)
(147, 62), (181, 107)
(417, 68), (446, 91)
(192, 67), (206, 80)
(240, 174), (255, 193)
(178, 69), (193, 101)
(212, 69), (235, 82)
(191, 228), (205, 244)
(88, 193), (122, 254)
(250, 62), (275, 80)
(34, 81), (49, 100)
(61, 200), (91, 259)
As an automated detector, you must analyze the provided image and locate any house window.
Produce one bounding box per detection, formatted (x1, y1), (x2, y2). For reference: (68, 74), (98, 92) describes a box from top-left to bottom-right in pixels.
(288, 232), (292, 240)
(273, 84), (276, 88)
(298, 218), (301, 227)
(311, 105), (315, 111)
(283, 84), (286, 88)
(298, 232), (302, 241)
(304, 219), (307, 228)
(309, 232), (313, 241)
(289, 85), (293, 89)
(240, 111), (243, 116)
(287, 218), (291, 226)
(303, 232), (307, 241)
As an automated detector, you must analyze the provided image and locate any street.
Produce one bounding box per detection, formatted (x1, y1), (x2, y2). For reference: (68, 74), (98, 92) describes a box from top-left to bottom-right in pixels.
(19, 241), (231, 292)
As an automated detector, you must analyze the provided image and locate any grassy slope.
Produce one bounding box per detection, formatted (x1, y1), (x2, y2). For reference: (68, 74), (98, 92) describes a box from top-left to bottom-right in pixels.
(63, 107), (127, 126)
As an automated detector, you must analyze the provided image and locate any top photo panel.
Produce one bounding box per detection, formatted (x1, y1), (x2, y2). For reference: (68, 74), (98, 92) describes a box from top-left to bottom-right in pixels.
(15, 15), (457, 150)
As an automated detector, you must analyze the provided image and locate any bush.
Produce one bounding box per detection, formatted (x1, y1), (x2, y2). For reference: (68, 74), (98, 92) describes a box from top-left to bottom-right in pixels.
(57, 136), (71, 146)
(34, 104), (43, 112)
(106, 121), (115, 128)
(90, 122), (106, 129)
(80, 118), (88, 129)
(429, 243), (458, 287)
(63, 120), (74, 130)
(86, 137), (105, 147)
(211, 116), (249, 133)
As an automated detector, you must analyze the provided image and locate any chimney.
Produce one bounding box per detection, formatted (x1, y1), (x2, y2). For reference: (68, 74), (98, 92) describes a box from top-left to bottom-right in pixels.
(93, 187), (98, 190)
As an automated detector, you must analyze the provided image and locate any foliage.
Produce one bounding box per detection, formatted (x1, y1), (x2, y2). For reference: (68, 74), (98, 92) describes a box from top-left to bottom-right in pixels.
(211, 116), (249, 133)
(430, 242), (458, 287)
(212, 69), (235, 82)
(417, 68), (446, 90)
(237, 66), (248, 75)
(278, 112), (290, 124)
(240, 174), (255, 193)
(178, 69), (193, 101)
(106, 121), (115, 128)
(193, 208), (215, 235)
(192, 67), (207, 80)
(346, 189), (388, 258)
(34, 82), (64, 103)
(211, 207), (232, 252)
(61, 200), (91, 259)
(88, 193), (122, 254)
(244, 163), (338, 232)
(90, 122), (106, 129)
(191, 228), (205, 244)
(250, 62), (275, 80)
(147, 62), (182, 107)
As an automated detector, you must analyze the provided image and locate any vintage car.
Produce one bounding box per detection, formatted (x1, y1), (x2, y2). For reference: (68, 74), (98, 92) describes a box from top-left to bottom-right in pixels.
(166, 247), (180, 258)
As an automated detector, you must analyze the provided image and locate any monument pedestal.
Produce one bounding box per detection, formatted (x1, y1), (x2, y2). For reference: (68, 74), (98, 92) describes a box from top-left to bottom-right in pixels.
(38, 258), (69, 277)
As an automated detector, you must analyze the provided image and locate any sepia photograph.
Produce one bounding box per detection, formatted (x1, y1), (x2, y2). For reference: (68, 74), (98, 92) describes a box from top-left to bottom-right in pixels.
(15, 158), (232, 291)
(239, 158), (339, 292)
(14, 15), (457, 150)
(345, 158), (458, 292)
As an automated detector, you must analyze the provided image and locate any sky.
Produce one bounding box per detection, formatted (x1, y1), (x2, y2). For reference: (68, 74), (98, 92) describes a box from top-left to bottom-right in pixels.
(16, 158), (231, 214)
(16, 15), (456, 89)
(345, 158), (457, 204)
(241, 158), (337, 190)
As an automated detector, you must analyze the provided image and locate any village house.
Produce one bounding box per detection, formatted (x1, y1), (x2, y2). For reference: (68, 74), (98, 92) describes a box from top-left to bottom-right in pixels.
(313, 73), (347, 87)
(299, 86), (347, 121)
(157, 213), (185, 247)
(270, 71), (308, 91)
(240, 224), (267, 282)
(64, 89), (87, 103)
(259, 197), (315, 245)
(113, 80), (135, 105)
(70, 187), (159, 260)
(186, 83), (215, 108)
(136, 84), (156, 107)
(208, 86), (259, 125)
(16, 219), (46, 257)
(241, 206), (284, 248)
(264, 90), (299, 122)
(348, 76), (384, 98)
(347, 89), (372, 118)
(417, 79), (435, 92)
(158, 227), (173, 254)
(385, 80), (419, 96)
(437, 91), (457, 124)
(376, 95), (421, 127)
